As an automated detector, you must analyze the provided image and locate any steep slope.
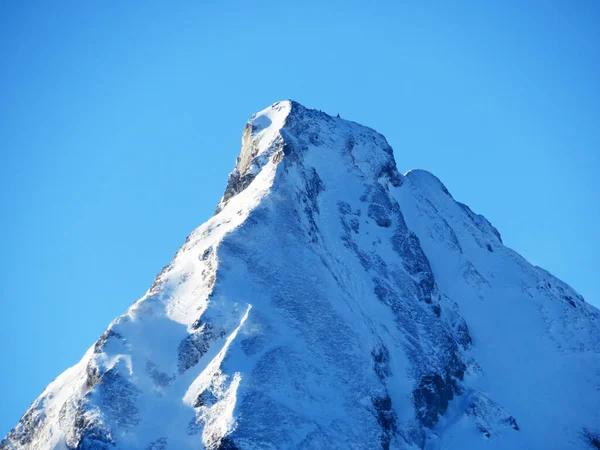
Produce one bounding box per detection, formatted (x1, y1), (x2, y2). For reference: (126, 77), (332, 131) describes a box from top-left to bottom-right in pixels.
(3, 101), (599, 450)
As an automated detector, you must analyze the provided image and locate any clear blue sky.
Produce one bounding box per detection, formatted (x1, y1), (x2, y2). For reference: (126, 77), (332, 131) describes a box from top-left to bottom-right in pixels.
(0, 0), (598, 437)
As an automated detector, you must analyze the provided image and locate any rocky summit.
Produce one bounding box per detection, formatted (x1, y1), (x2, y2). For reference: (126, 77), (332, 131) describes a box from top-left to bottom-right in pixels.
(3, 101), (599, 450)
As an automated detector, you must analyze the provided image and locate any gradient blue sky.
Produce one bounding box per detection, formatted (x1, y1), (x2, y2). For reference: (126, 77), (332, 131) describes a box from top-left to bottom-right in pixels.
(1, 0), (598, 437)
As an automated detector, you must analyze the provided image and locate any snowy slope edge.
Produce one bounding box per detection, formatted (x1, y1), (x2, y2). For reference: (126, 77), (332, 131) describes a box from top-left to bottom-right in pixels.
(1, 101), (298, 450)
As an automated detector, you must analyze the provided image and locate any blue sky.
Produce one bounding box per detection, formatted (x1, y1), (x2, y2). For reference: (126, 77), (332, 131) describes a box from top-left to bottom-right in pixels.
(0, 0), (598, 437)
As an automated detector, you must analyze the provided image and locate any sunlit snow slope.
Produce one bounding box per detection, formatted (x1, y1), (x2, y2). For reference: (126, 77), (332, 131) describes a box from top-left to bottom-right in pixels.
(3, 101), (599, 450)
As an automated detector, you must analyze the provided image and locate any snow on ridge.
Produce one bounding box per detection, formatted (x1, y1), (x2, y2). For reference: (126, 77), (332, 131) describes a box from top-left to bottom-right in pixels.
(405, 168), (503, 245)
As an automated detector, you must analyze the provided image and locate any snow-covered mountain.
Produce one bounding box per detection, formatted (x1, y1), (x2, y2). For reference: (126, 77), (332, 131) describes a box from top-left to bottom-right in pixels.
(3, 101), (599, 450)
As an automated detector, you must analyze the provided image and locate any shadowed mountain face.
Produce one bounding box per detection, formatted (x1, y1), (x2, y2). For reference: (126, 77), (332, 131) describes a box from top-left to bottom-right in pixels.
(3, 101), (599, 450)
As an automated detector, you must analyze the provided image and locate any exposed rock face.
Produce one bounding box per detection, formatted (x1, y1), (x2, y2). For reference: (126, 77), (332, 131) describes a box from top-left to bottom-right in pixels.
(2, 101), (599, 450)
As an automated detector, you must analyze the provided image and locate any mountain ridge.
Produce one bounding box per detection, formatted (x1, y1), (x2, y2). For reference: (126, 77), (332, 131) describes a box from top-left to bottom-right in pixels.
(3, 101), (599, 450)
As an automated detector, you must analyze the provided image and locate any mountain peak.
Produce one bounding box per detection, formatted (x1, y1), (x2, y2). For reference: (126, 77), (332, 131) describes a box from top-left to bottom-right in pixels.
(217, 100), (401, 212)
(3, 103), (599, 450)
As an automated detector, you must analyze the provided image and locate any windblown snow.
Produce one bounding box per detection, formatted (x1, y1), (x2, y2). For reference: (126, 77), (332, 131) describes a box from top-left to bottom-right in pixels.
(3, 101), (599, 450)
